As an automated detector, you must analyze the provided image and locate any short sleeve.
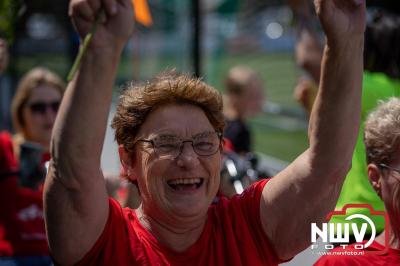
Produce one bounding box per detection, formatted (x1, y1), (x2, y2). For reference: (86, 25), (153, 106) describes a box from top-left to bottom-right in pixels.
(76, 198), (132, 265)
(228, 179), (286, 265)
(0, 131), (18, 174)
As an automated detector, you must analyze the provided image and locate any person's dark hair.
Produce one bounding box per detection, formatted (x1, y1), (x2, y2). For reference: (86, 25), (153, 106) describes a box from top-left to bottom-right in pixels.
(112, 72), (224, 155)
(364, 9), (400, 79)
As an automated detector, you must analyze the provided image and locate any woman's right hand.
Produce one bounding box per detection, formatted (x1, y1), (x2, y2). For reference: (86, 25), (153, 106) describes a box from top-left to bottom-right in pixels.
(314, 0), (366, 47)
(69, 0), (134, 51)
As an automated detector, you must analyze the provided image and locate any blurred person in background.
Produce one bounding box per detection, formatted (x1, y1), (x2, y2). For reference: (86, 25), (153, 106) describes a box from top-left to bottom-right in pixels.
(0, 67), (64, 263)
(11, 67), (65, 160)
(220, 65), (266, 197)
(223, 65), (265, 154)
(314, 97), (400, 265)
(288, 0), (321, 114)
(289, 1), (400, 240)
(0, 37), (12, 131)
(104, 169), (142, 209)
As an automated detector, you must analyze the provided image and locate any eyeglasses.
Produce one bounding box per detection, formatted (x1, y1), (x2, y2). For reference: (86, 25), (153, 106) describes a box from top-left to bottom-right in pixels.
(379, 163), (400, 175)
(137, 131), (222, 159)
(28, 101), (60, 115)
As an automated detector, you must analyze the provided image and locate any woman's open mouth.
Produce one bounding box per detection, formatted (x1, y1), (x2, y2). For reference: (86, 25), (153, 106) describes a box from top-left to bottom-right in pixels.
(167, 178), (204, 191)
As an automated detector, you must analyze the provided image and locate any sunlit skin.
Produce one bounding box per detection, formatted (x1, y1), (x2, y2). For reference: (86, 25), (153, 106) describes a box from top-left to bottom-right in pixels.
(120, 103), (222, 250)
(21, 85), (62, 151)
(369, 151), (400, 249)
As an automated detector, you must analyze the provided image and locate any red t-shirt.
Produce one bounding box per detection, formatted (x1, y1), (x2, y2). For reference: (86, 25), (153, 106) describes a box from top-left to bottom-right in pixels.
(77, 179), (283, 265)
(0, 131), (49, 256)
(314, 241), (400, 265)
(0, 131), (16, 256)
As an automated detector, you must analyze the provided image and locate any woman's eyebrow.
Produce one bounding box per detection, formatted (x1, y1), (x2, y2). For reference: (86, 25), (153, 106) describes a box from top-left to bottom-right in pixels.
(192, 130), (214, 138)
(155, 134), (180, 140)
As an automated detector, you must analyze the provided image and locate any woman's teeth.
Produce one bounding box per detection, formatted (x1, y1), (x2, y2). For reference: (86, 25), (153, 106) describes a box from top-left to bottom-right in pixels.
(167, 178), (204, 190)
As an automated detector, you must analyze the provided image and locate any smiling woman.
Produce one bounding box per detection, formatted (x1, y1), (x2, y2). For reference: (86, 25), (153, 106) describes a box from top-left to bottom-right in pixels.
(111, 73), (226, 223)
(43, 0), (367, 265)
(120, 103), (222, 223)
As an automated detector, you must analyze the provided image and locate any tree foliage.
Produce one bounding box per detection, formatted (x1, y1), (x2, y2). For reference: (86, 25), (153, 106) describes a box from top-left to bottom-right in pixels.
(0, 0), (24, 42)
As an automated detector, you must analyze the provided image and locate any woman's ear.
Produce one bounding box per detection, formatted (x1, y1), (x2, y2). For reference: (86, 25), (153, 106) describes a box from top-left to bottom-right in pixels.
(368, 163), (382, 198)
(118, 145), (136, 180)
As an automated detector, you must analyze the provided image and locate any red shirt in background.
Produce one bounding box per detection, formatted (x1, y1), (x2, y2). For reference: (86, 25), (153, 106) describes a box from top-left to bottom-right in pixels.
(0, 131), (49, 256)
(77, 179), (283, 266)
(314, 241), (400, 266)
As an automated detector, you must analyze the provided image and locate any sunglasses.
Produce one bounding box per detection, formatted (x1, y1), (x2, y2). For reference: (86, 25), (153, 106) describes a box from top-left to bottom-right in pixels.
(28, 101), (60, 114)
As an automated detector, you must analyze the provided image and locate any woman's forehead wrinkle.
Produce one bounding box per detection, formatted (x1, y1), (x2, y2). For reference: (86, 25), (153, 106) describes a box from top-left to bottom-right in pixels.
(138, 104), (214, 138)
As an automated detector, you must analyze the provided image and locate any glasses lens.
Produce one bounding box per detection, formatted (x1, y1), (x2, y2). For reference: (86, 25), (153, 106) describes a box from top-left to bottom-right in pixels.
(29, 103), (46, 114)
(193, 132), (220, 155)
(151, 132), (221, 159)
(153, 136), (181, 158)
(51, 101), (60, 113)
(29, 101), (60, 114)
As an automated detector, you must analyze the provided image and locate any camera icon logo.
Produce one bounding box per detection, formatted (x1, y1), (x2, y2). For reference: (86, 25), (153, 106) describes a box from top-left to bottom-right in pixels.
(310, 203), (389, 255)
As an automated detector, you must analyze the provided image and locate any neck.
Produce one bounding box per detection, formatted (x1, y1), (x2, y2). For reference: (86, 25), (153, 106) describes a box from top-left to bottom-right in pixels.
(224, 104), (247, 122)
(223, 97), (245, 121)
(136, 204), (207, 252)
(375, 220), (400, 249)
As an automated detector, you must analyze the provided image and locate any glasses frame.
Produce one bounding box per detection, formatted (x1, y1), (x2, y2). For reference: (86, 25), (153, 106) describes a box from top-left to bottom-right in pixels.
(379, 163), (400, 175)
(137, 131), (223, 159)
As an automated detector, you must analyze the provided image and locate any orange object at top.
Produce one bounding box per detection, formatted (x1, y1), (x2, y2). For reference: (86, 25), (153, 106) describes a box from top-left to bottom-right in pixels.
(132, 0), (153, 27)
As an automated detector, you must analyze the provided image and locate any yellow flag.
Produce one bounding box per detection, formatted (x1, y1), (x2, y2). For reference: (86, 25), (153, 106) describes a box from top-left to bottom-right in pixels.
(132, 0), (153, 27)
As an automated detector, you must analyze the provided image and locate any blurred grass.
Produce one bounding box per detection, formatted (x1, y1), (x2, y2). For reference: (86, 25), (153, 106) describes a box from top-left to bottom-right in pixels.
(14, 51), (308, 162)
(12, 54), (71, 79)
(206, 52), (301, 105)
(206, 52), (309, 162)
(251, 120), (308, 162)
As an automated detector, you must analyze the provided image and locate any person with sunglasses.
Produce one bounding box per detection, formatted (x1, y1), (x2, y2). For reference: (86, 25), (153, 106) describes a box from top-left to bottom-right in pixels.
(44, 0), (365, 265)
(314, 97), (400, 265)
(11, 67), (64, 157)
(0, 67), (64, 260)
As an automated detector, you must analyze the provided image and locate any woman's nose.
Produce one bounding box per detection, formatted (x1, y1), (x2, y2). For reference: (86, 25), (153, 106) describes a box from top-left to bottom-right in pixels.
(176, 142), (200, 168)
